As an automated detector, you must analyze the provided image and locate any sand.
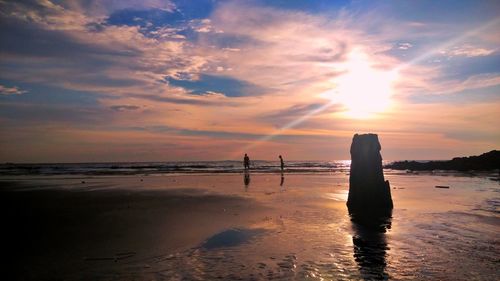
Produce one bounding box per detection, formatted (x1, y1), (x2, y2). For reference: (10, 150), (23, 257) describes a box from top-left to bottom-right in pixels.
(1, 172), (499, 280)
(2, 176), (271, 280)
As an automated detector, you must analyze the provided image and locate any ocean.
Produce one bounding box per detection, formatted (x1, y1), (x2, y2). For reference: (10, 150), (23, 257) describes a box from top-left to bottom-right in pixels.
(0, 160), (354, 176)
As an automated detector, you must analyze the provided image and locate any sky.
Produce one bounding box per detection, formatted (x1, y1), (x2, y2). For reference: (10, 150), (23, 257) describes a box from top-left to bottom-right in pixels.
(0, 0), (499, 162)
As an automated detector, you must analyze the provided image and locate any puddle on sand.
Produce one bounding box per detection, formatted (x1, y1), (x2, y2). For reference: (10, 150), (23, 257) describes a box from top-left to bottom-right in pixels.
(201, 228), (267, 250)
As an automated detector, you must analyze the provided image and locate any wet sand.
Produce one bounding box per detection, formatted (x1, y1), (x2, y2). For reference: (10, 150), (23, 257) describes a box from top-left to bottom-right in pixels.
(1, 173), (499, 280)
(2, 177), (270, 280)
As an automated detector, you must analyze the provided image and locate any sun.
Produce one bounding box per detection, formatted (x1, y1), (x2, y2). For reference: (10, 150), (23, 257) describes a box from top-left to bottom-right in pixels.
(326, 50), (398, 119)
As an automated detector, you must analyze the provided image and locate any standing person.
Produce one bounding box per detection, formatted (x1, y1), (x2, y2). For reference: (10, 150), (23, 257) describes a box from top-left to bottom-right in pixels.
(279, 155), (284, 172)
(244, 153), (250, 170)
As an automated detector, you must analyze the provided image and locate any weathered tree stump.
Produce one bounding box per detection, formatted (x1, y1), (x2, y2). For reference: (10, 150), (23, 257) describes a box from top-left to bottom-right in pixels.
(347, 133), (393, 214)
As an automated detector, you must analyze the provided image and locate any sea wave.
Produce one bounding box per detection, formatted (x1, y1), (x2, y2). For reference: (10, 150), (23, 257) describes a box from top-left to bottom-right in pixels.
(0, 161), (354, 176)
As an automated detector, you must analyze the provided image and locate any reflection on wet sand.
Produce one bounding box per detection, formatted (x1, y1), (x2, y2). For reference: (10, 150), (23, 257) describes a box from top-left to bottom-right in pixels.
(4, 173), (498, 280)
(349, 209), (392, 280)
(243, 170), (250, 191)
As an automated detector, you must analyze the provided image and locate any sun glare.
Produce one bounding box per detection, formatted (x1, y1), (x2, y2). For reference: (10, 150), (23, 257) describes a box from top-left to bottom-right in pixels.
(326, 50), (398, 119)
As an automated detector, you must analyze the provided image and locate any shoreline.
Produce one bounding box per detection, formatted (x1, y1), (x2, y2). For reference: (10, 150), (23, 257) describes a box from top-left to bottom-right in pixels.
(0, 168), (497, 184)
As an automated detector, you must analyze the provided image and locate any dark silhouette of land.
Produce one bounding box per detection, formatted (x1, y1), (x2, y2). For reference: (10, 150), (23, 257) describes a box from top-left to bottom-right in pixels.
(347, 134), (393, 214)
(385, 150), (500, 171)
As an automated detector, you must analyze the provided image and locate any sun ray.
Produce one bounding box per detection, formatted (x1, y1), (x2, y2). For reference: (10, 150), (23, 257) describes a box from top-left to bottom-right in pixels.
(230, 18), (500, 157)
(394, 17), (500, 73)
(230, 100), (337, 158)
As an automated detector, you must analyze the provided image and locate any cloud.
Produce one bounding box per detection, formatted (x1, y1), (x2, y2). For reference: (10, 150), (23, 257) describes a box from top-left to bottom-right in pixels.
(0, 1), (387, 106)
(434, 73), (500, 95)
(125, 93), (236, 106)
(189, 19), (215, 33)
(205, 2), (359, 90)
(0, 102), (109, 125)
(109, 105), (141, 111)
(0, 0), (499, 161)
(0, 85), (27, 95)
(397, 42), (413, 50)
(0, 0), (210, 102)
(441, 45), (496, 58)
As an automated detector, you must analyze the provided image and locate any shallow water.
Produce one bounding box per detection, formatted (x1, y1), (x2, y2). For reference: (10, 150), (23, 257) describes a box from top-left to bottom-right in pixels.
(97, 174), (498, 280)
(2, 172), (499, 280)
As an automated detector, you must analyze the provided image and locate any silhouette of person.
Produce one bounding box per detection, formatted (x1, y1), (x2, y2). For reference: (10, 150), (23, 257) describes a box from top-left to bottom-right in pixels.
(279, 155), (284, 172)
(280, 172), (285, 187)
(244, 153), (250, 170)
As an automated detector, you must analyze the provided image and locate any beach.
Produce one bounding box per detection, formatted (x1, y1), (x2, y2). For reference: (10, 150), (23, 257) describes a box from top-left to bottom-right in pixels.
(1, 170), (498, 280)
(1, 0), (499, 280)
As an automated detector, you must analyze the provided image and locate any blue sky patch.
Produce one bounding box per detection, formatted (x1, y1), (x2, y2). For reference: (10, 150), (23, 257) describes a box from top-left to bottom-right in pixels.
(167, 74), (263, 97)
(106, 8), (185, 28)
(0, 80), (102, 106)
(172, 0), (216, 19)
(257, 0), (352, 14)
(409, 84), (500, 104)
(439, 54), (500, 81)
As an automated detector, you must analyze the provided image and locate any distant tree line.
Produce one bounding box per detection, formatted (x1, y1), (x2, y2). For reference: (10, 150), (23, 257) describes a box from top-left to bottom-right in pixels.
(385, 150), (500, 171)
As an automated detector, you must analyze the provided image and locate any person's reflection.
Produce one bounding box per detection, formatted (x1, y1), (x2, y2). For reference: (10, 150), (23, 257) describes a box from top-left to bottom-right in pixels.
(349, 209), (392, 280)
(243, 170), (251, 191)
